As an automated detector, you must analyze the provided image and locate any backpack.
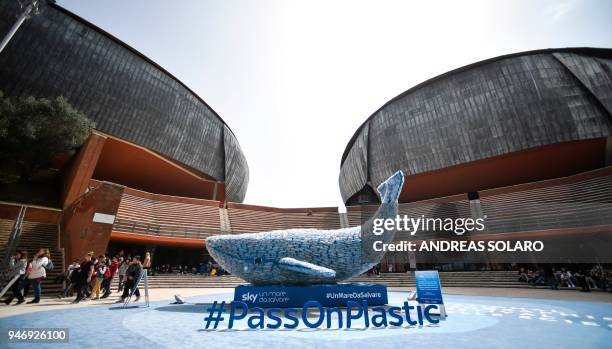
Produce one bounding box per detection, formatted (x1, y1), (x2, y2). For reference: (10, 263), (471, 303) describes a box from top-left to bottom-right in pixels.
(44, 259), (54, 272)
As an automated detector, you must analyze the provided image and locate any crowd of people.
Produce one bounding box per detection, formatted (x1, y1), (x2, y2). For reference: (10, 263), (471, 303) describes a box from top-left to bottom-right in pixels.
(2, 249), (148, 305)
(4, 249), (611, 305)
(153, 261), (226, 276)
(1, 247), (233, 306)
(3, 248), (52, 305)
(59, 251), (147, 304)
(518, 265), (610, 292)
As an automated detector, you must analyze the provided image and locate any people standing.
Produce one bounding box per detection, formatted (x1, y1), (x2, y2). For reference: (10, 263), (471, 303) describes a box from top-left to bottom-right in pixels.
(143, 252), (151, 275)
(2, 250), (28, 305)
(26, 249), (50, 304)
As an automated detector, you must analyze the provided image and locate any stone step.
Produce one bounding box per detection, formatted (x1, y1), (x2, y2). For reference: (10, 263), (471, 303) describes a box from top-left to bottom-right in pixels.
(104, 275), (527, 289)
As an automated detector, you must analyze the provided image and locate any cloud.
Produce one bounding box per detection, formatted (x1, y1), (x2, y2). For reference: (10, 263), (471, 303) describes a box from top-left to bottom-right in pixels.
(547, 0), (578, 21)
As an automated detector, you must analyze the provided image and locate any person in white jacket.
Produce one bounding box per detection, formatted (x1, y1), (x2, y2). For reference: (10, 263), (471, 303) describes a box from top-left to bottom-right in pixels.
(2, 250), (28, 305)
(26, 248), (50, 304)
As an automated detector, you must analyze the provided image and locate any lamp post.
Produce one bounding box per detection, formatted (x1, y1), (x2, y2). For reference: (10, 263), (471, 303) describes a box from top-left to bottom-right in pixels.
(0, 0), (54, 54)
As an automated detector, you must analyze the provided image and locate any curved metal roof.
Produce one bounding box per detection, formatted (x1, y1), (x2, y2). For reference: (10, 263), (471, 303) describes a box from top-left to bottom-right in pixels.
(0, 2), (249, 202)
(341, 47), (612, 166)
(50, 4), (237, 139)
(339, 47), (612, 203)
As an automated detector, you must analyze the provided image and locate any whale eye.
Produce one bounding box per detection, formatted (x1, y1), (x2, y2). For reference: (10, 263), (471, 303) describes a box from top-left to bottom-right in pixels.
(254, 257), (262, 265)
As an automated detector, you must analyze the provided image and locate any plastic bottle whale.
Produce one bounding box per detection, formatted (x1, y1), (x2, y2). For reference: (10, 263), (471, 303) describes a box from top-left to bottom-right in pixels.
(206, 170), (404, 285)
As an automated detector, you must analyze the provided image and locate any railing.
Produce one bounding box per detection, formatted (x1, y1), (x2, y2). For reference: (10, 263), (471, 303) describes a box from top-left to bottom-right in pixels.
(113, 218), (226, 240)
(112, 217), (350, 240)
(481, 202), (612, 234)
(1, 206), (26, 275)
(479, 173), (612, 234)
(112, 169), (612, 242)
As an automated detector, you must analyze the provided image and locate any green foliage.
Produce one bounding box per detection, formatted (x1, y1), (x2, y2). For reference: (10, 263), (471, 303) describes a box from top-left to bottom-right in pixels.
(0, 91), (95, 181)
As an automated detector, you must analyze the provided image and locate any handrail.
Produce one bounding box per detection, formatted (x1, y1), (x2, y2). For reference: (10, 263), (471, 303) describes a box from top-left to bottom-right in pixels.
(1, 205), (27, 283)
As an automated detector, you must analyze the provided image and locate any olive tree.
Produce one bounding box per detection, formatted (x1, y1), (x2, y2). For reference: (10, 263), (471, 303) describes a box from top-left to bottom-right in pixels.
(0, 91), (95, 182)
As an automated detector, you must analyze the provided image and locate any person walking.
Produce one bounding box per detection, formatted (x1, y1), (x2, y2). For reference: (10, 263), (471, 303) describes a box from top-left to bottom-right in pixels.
(91, 260), (107, 300)
(72, 252), (95, 304)
(59, 260), (80, 298)
(101, 256), (119, 299)
(116, 256), (143, 303)
(117, 258), (130, 292)
(2, 250), (28, 305)
(26, 248), (50, 304)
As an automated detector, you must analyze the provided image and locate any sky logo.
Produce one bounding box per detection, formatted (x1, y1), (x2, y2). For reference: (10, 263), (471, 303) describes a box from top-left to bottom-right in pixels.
(241, 292), (258, 303)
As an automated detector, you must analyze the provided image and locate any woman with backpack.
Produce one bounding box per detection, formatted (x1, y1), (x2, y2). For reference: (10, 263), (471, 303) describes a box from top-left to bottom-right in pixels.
(26, 248), (51, 304)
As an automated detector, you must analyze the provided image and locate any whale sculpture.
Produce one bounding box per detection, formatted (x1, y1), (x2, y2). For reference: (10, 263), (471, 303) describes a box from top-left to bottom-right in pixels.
(206, 170), (405, 285)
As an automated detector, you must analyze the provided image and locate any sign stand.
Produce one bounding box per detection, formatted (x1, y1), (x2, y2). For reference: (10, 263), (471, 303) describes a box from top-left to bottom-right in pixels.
(0, 274), (20, 298)
(415, 270), (447, 319)
(419, 303), (447, 318)
(144, 270), (149, 306)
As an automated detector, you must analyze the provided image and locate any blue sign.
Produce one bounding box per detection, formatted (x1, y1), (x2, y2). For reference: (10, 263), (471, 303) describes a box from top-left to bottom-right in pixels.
(415, 270), (444, 305)
(234, 283), (388, 308)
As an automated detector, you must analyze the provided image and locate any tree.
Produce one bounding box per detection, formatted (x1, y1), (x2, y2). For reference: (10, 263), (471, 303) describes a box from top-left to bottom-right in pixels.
(0, 91), (95, 182)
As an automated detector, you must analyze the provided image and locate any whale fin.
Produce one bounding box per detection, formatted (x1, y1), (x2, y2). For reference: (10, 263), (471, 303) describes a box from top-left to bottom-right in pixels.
(377, 170), (404, 203)
(278, 257), (336, 278)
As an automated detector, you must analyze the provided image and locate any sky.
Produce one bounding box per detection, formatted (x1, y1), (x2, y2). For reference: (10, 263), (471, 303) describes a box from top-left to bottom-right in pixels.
(58, 0), (612, 210)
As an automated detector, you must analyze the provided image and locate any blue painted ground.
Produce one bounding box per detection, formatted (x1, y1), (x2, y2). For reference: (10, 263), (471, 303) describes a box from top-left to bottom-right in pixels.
(0, 291), (610, 349)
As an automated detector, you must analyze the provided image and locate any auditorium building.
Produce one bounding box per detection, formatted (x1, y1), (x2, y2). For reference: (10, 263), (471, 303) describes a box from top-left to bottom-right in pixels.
(339, 47), (612, 269)
(0, 2), (611, 291)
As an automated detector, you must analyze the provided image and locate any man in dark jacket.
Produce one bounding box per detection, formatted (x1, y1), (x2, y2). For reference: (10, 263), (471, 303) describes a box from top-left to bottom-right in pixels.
(117, 256), (142, 302)
(72, 252), (95, 304)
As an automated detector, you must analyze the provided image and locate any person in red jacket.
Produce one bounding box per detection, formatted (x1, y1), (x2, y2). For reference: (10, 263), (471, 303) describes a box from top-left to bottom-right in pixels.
(101, 256), (119, 299)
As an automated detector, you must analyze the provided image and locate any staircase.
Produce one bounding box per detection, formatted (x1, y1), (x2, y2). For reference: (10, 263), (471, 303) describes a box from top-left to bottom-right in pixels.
(109, 271), (528, 289)
(0, 218), (65, 296)
(17, 221), (65, 295)
(0, 219), (14, 257)
(111, 274), (246, 289)
(351, 271), (527, 288)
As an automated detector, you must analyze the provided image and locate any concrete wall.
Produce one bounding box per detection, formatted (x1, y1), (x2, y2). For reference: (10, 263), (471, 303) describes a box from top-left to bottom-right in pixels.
(61, 182), (124, 263)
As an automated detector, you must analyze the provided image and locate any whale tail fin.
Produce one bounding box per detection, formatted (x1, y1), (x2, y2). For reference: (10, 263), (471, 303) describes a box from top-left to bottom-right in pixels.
(360, 170), (405, 269)
(376, 170), (405, 203)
